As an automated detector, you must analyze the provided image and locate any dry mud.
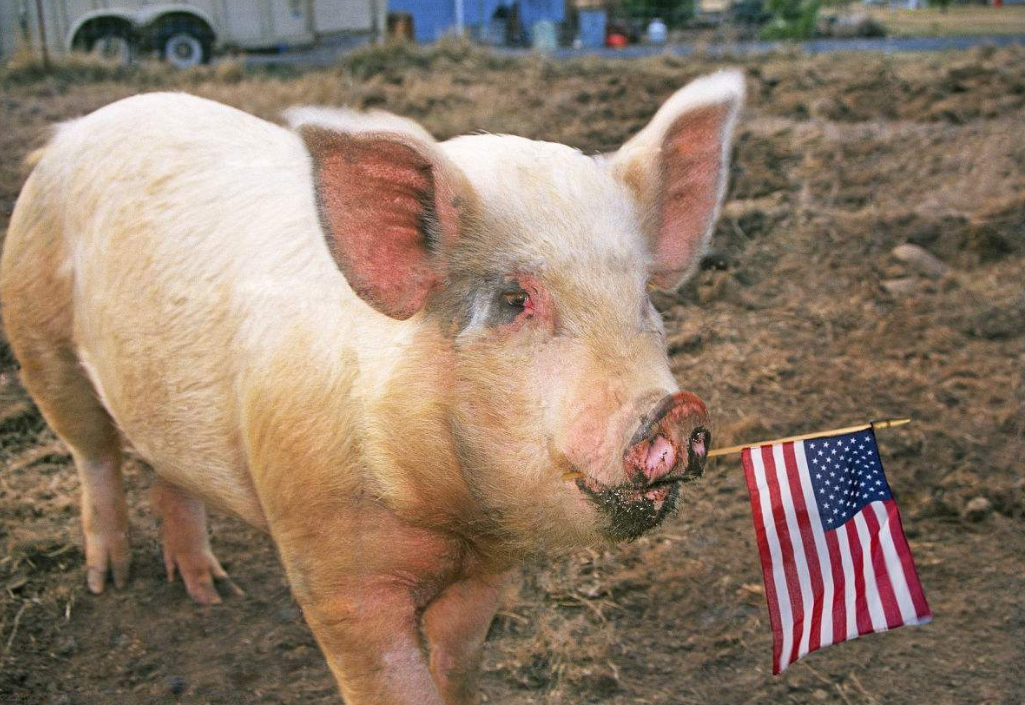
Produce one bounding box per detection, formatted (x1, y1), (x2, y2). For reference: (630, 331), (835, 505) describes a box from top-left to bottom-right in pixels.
(1, 43), (1023, 704)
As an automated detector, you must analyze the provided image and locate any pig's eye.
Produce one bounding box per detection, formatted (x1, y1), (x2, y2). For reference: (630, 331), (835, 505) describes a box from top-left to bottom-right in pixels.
(502, 291), (530, 311)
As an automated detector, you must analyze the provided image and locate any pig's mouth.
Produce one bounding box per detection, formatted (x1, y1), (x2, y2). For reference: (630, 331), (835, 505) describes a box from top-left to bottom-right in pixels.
(576, 475), (684, 541)
(573, 423), (710, 541)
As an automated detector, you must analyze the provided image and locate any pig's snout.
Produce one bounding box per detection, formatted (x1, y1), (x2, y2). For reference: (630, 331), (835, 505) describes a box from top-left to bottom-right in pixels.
(623, 392), (710, 485)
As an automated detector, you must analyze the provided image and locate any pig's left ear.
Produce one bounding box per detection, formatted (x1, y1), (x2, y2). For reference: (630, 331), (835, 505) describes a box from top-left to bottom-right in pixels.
(611, 70), (745, 290)
(288, 107), (477, 320)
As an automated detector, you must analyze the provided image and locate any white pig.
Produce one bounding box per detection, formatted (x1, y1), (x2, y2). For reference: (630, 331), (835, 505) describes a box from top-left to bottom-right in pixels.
(0, 70), (743, 704)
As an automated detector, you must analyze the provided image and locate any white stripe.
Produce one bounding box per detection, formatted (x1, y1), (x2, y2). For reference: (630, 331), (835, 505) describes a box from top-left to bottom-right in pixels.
(793, 441), (835, 649)
(871, 502), (918, 624)
(771, 443), (814, 659)
(836, 522), (859, 640)
(853, 511), (888, 631)
(750, 448), (793, 672)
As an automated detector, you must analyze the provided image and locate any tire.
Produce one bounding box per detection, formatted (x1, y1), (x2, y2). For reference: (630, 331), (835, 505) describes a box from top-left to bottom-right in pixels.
(162, 31), (208, 69)
(89, 32), (133, 64)
(72, 21), (134, 65)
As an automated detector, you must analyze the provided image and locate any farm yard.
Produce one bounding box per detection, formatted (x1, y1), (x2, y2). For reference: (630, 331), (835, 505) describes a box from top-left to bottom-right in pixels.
(0, 43), (1023, 704)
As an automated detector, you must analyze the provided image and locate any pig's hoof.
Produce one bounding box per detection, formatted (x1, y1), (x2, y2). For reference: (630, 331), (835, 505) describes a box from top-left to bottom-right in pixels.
(162, 547), (244, 605)
(84, 529), (131, 594)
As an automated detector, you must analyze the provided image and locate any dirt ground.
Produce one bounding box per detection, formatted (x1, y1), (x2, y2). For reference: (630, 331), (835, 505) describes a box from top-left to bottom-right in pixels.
(0, 43), (1023, 705)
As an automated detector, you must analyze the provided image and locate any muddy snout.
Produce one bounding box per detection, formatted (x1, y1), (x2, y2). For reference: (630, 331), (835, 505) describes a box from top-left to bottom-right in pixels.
(623, 392), (710, 486)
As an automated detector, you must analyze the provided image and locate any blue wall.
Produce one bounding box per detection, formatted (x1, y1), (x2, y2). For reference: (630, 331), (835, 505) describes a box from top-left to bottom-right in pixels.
(390, 0), (565, 43)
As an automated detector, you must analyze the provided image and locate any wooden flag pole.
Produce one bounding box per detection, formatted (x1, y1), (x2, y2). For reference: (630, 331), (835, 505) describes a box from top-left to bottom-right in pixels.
(558, 419), (911, 481)
(706, 418), (912, 458)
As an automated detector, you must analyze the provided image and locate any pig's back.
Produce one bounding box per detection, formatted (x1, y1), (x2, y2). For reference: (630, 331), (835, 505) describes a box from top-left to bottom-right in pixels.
(28, 93), (370, 521)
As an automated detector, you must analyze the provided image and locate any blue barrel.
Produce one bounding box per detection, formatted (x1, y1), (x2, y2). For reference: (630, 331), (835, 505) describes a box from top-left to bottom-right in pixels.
(578, 9), (607, 49)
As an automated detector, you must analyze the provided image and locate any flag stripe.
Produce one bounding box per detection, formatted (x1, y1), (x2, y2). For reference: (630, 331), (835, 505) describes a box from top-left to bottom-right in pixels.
(836, 523), (860, 639)
(770, 442), (811, 664)
(872, 501), (919, 624)
(884, 500), (932, 621)
(838, 522), (870, 637)
(852, 512), (888, 632)
(792, 441), (833, 650)
(741, 449), (786, 674)
(782, 442), (825, 656)
(823, 525), (847, 645)
(861, 503), (904, 629)
(753, 447), (795, 672)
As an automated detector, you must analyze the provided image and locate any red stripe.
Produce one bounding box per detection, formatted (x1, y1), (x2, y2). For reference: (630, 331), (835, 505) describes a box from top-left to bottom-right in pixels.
(742, 449), (785, 674)
(823, 527), (847, 644)
(861, 504), (904, 629)
(760, 445), (805, 669)
(841, 521), (873, 636)
(884, 499), (932, 620)
(782, 442), (825, 653)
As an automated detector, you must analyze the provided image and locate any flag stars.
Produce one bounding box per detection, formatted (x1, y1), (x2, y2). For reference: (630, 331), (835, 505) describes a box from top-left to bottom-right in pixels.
(802, 431), (892, 530)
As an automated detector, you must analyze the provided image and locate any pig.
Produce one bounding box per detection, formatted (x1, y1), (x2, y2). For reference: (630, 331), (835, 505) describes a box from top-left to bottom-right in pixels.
(0, 70), (743, 704)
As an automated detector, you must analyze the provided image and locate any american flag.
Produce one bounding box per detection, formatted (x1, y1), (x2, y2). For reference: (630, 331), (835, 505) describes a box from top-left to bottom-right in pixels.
(741, 428), (931, 674)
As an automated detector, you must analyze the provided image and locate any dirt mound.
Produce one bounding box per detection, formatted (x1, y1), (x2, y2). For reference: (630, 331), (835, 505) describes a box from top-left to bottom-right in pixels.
(1, 44), (1023, 704)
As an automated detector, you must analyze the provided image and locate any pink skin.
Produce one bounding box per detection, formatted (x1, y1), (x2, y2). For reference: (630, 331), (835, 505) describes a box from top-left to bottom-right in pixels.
(509, 276), (710, 495)
(644, 435), (676, 482)
(621, 391), (710, 484)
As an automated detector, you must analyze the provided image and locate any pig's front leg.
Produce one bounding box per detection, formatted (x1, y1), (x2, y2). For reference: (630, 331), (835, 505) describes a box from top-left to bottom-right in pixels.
(267, 501), (460, 703)
(299, 581), (444, 704)
(422, 571), (509, 705)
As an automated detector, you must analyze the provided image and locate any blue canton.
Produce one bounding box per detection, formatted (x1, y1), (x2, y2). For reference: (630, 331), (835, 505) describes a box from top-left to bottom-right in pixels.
(806, 429), (892, 532)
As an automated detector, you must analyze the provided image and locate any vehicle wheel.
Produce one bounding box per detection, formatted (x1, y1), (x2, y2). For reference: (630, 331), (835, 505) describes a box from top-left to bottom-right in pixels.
(73, 21), (134, 65)
(90, 32), (133, 64)
(162, 31), (208, 69)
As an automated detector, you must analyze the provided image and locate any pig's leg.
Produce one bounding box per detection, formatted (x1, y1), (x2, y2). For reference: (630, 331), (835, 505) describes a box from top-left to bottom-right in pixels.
(72, 449), (130, 594)
(421, 572), (508, 705)
(151, 478), (243, 605)
(295, 581), (445, 704)
(15, 347), (130, 594)
(266, 518), (446, 703)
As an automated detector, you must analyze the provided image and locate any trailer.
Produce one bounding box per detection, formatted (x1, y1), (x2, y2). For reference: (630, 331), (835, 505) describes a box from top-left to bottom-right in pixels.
(0, 1), (385, 68)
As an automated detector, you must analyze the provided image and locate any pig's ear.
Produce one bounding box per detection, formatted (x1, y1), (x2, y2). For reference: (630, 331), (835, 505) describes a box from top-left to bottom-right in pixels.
(611, 70), (744, 290)
(288, 108), (476, 320)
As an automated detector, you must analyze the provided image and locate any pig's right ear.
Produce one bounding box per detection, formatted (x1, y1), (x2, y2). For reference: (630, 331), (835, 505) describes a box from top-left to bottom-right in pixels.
(610, 71), (744, 290)
(289, 108), (476, 320)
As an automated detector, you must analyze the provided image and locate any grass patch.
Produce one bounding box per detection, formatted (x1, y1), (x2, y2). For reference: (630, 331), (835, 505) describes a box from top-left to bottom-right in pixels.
(862, 5), (1025, 37)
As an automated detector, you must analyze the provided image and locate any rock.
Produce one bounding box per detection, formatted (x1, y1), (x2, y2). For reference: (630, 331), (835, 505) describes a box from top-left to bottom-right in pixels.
(700, 251), (736, 271)
(166, 675), (188, 696)
(881, 277), (919, 298)
(891, 243), (950, 279)
(963, 496), (992, 522)
(966, 302), (1025, 341)
(275, 605), (300, 624)
(54, 635), (77, 657)
(812, 688), (830, 701)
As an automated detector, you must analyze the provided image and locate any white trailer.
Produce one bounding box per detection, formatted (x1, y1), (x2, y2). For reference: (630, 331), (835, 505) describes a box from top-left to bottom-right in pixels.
(1, 1), (385, 68)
